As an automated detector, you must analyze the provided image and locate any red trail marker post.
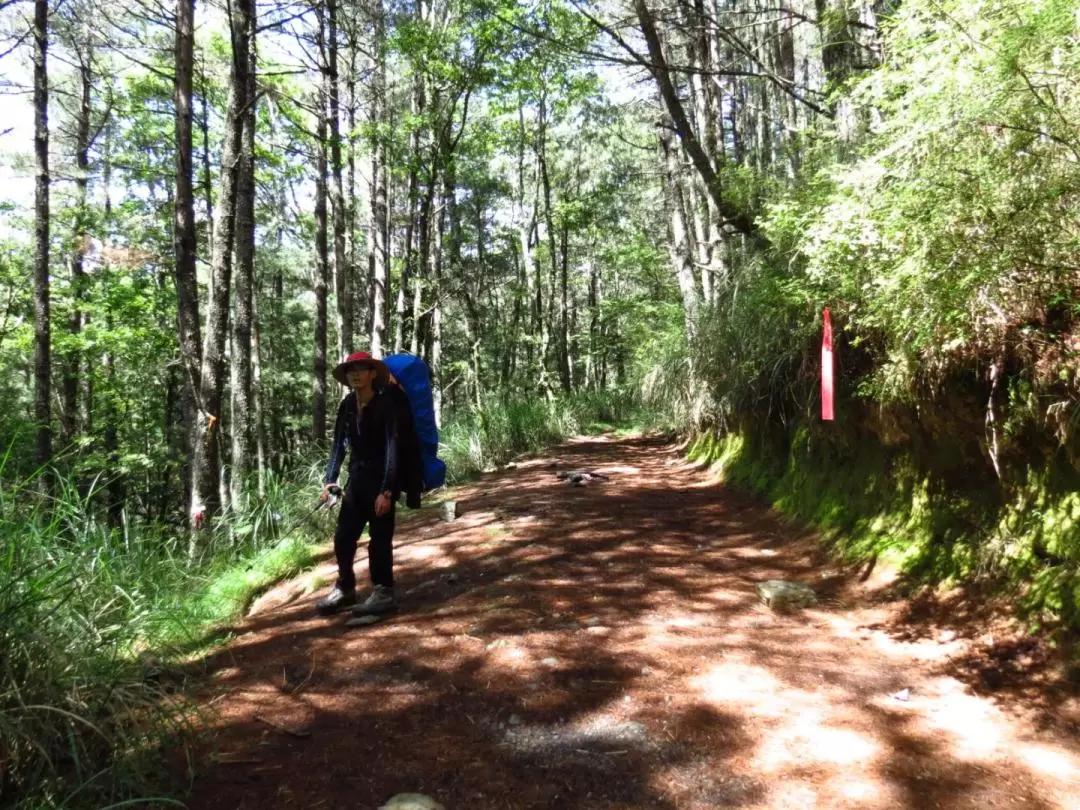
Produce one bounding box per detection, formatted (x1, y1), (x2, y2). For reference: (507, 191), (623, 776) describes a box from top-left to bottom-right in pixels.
(822, 307), (834, 421)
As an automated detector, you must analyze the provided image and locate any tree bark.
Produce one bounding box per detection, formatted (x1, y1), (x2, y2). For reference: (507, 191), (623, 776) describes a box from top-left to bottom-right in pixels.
(62, 47), (93, 445)
(327, 0), (351, 359)
(252, 271), (267, 499)
(660, 115), (700, 339)
(586, 256), (600, 389)
(98, 124), (124, 525)
(313, 80), (330, 442)
(200, 59), (214, 240)
(346, 36), (361, 341)
(430, 172), (445, 424)
(413, 165), (438, 357)
(192, 0), (252, 528)
(396, 75), (423, 353)
(32, 0), (51, 470)
(175, 0), (202, 524)
(230, 13), (257, 505)
(366, 0), (389, 356)
(536, 97), (570, 393)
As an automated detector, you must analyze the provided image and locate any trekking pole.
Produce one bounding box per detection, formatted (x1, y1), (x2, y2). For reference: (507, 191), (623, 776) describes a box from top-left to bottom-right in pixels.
(275, 487), (341, 543)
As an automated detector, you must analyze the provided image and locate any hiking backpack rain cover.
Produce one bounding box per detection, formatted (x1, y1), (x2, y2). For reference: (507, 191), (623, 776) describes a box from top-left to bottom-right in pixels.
(384, 354), (446, 506)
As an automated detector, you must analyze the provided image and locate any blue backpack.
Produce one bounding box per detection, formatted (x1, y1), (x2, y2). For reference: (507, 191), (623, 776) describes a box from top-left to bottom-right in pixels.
(383, 353), (446, 494)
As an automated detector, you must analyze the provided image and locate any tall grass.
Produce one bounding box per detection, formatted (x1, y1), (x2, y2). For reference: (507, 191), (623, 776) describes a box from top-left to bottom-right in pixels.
(439, 389), (643, 481)
(0, 457), (326, 809)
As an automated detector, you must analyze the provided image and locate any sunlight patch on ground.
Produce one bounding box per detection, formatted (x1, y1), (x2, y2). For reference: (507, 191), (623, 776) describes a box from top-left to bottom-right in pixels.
(723, 535), (764, 546)
(705, 588), (746, 604)
(1015, 742), (1080, 783)
(917, 678), (1004, 760)
(594, 465), (642, 475)
(693, 659), (808, 719)
(872, 634), (967, 662)
(692, 654), (884, 806)
(757, 713), (878, 770)
(810, 611), (885, 640)
(769, 782), (818, 808)
(502, 457), (555, 469)
(836, 778), (881, 801)
(665, 615), (705, 628)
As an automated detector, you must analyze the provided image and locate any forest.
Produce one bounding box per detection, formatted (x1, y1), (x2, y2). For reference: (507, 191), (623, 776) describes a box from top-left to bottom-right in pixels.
(2, 0), (1080, 806)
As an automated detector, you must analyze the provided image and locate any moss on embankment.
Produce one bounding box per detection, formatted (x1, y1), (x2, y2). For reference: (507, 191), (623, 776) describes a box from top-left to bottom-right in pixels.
(688, 393), (1080, 632)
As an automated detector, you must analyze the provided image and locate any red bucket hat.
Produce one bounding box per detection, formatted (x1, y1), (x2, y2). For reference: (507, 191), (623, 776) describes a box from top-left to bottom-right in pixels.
(332, 351), (389, 386)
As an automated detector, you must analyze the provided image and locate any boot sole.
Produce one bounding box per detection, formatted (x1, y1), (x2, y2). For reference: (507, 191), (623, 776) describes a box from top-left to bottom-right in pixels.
(349, 603), (397, 618)
(315, 598), (357, 616)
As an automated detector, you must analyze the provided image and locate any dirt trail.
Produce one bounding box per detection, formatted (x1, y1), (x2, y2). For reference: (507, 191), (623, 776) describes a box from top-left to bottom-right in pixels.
(183, 435), (1080, 809)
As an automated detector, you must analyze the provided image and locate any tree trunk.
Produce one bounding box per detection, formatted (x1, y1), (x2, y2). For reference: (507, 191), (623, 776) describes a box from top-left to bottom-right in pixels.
(633, 0), (754, 236)
(684, 2), (716, 307)
(230, 15), (257, 506)
(98, 124), (123, 524)
(660, 115), (700, 339)
(327, 0), (351, 360)
(396, 76), (423, 353)
(446, 158), (479, 408)
(175, 0), (202, 525)
(586, 256), (599, 389)
(346, 39), (362, 342)
(430, 174), (444, 424)
(537, 100), (570, 393)
(252, 273), (267, 499)
(62, 49), (93, 445)
(32, 0), (51, 470)
(366, 0), (389, 356)
(503, 229), (522, 387)
(200, 60), (214, 240)
(175, 0), (202, 520)
(413, 168), (437, 357)
(105, 336), (124, 527)
(192, 0), (252, 529)
(559, 217), (573, 389)
(313, 79), (330, 441)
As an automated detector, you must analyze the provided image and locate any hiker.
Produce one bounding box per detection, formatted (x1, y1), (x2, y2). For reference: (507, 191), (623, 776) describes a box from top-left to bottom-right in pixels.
(315, 351), (402, 618)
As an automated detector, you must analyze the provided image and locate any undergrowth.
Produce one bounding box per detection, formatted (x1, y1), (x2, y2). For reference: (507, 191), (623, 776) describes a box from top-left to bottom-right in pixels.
(688, 421), (1080, 635)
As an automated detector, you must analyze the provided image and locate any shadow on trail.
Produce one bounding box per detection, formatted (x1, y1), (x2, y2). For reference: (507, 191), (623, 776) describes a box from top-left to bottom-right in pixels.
(179, 435), (1076, 810)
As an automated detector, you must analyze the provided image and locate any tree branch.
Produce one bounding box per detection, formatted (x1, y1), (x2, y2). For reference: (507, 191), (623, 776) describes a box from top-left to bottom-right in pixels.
(632, 0), (755, 235)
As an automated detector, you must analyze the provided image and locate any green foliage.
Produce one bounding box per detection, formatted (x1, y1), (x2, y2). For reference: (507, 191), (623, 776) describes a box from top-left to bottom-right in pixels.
(0, 457), (328, 808)
(644, 0), (1080, 634)
(688, 410), (1080, 630)
(761, 0), (1080, 402)
(440, 390), (641, 480)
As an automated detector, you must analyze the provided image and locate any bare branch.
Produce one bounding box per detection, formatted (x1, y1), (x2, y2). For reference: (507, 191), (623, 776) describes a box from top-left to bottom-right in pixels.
(0, 27), (33, 61)
(256, 6), (312, 34)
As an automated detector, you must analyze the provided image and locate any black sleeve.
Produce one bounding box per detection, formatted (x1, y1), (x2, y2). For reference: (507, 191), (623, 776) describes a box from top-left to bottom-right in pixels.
(324, 396), (351, 485)
(378, 393), (399, 494)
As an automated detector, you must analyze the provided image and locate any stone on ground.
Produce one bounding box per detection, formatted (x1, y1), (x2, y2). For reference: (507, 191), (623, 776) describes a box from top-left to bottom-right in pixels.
(379, 794), (445, 810)
(755, 579), (817, 612)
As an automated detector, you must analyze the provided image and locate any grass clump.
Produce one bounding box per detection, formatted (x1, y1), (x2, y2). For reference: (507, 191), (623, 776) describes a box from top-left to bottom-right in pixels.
(440, 389), (644, 481)
(0, 458), (329, 809)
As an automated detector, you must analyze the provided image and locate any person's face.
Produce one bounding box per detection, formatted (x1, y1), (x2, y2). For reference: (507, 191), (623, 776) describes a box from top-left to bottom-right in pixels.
(346, 365), (376, 390)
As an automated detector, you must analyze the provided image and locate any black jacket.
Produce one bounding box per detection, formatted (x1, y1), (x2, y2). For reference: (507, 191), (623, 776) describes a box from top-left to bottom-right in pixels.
(324, 385), (423, 508)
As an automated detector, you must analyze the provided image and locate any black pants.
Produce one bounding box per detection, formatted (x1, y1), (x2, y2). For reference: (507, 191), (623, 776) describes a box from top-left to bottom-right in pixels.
(333, 487), (396, 592)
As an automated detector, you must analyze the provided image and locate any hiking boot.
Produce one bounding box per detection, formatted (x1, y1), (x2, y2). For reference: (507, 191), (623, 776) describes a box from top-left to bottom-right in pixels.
(315, 586), (356, 616)
(351, 584), (396, 617)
